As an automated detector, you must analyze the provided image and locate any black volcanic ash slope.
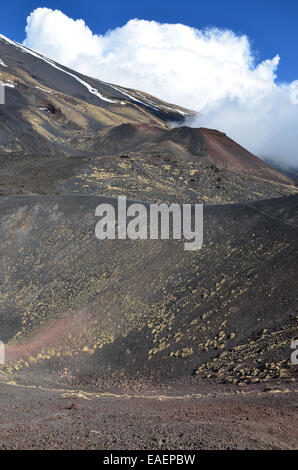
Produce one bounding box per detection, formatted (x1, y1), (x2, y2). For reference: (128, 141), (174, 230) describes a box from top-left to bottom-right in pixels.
(0, 195), (297, 388)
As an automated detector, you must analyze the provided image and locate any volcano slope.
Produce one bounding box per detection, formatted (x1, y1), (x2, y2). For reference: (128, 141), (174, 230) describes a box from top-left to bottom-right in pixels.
(0, 35), (297, 449)
(0, 194), (297, 449)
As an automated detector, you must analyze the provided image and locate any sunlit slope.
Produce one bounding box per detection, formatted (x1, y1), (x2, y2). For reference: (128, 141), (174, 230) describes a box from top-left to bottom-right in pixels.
(0, 34), (190, 157)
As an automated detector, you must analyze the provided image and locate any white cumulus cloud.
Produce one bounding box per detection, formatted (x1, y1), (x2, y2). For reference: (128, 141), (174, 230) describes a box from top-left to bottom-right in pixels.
(23, 7), (298, 167)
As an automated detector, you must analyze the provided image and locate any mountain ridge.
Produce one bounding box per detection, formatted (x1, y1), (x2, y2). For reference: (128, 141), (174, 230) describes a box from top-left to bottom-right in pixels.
(0, 32), (294, 195)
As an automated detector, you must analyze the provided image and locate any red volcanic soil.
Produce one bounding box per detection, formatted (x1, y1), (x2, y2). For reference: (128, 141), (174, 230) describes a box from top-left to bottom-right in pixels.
(160, 126), (292, 185)
(199, 128), (287, 183)
(5, 308), (89, 362)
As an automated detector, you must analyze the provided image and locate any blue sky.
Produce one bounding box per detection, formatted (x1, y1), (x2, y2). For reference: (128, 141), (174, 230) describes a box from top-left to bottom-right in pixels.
(0, 0), (297, 83)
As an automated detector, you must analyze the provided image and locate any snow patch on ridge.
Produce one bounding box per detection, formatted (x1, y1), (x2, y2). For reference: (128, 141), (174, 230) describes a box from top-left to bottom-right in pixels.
(0, 34), (189, 117)
(0, 34), (118, 104)
(35, 85), (52, 93)
(0, 81), (16, 88)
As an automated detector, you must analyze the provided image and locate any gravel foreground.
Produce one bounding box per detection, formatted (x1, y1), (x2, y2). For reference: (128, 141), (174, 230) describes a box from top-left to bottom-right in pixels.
(0, 381), (297, 450)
